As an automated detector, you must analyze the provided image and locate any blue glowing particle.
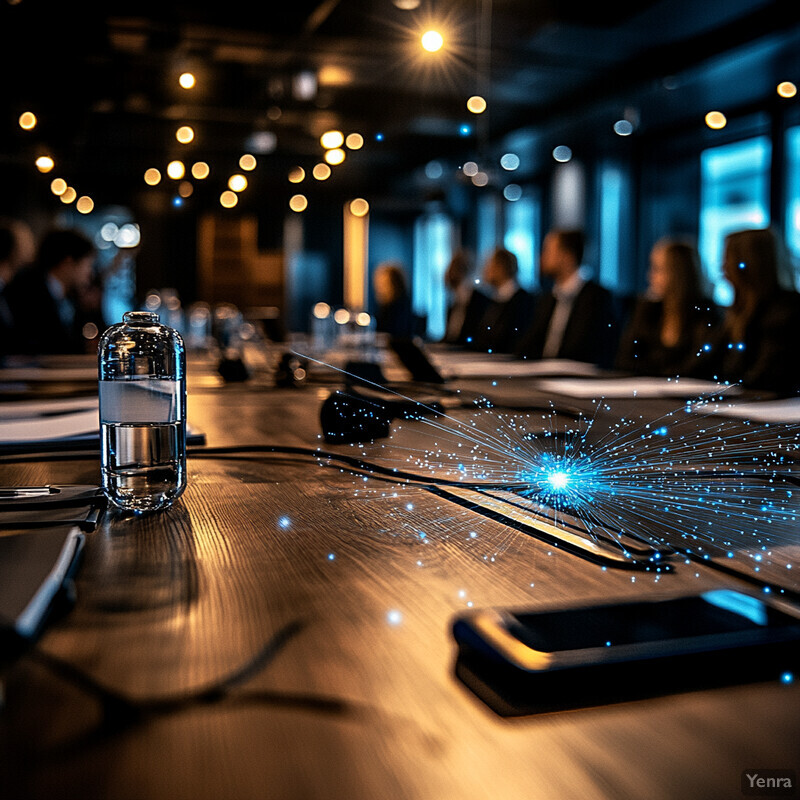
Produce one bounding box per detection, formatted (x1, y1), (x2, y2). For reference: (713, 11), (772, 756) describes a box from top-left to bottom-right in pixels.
(172, 196), (183, 207)
(375, 132), (384, 141)
(703, 343), (711, 351)
(605, 641), (611, 647)
(738, 261), (746, 270)
(278, 516), (291, 529)
(387, 609), (403, 626)
(327, 552), (335, 561)
(406, 503), (414, 511)
(460, 124), (472, 136)
(781, 672), (794, 684)
(547, 470), (570, 491)
(466, 336), (473, 343)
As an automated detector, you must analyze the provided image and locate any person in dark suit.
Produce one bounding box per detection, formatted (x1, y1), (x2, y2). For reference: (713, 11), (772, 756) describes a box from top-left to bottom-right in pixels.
(515, 229), (617, 366)
(442, 250), (489, 345)
(616, 238), (718, 376)
(5, 228), (95, 355)
(470, 247), (532, 353)
(692, 227), (800, 394)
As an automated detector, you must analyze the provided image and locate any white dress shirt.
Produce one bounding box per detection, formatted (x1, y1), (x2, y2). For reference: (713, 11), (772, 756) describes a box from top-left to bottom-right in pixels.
(541, 270), (586, 358)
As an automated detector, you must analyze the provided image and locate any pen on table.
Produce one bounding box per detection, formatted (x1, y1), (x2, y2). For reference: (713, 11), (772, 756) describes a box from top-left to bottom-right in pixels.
(0, 486), (55, 498)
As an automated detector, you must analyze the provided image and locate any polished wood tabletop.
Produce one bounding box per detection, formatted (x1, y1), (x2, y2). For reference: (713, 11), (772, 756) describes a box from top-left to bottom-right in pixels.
(1, 354), (798, 800)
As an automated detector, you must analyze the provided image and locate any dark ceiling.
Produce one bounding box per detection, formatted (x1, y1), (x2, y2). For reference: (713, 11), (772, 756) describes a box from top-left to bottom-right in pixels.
(1, 0), (797, 215)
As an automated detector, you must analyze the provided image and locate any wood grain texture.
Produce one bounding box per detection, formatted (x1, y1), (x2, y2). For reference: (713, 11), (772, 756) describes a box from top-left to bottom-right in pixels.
(1, 371), (798, 800)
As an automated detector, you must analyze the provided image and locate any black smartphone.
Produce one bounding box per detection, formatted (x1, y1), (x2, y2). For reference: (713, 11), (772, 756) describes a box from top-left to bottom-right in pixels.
(452, 590), (800, 715)
(453, 589), (800, 672)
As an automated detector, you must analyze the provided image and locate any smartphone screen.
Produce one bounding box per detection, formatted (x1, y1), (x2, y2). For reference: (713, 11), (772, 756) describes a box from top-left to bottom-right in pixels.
(507, 590), (800, 653)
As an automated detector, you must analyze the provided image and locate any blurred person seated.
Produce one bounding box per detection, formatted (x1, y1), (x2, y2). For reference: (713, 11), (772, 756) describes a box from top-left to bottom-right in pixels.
(373, 261), (415, 338)
(443, 249), (489, 345)
(692, 227), (800, 394)
(5, 228), (95, 355)
(470, 247), (532, 353)
(0, 218), (36, 355)
(616, 238), (717, 376)
(515, 229), (617, 366)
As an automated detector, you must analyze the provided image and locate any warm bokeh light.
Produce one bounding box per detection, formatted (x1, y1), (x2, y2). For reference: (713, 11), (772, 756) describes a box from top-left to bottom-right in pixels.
(356, 312), (371, 327)
(220, 190), (238, 208)
(288, 166), (305, 183)
(503, 184), (522, 202)
(325, 148), (345, 165)
(313, 302), (331, 319)
(239, 154), (257, 171)
(778, 81), (797, 98)
(50, 178), (67, 196)
(467, 95), (487, 114)
(320, 130), (345, 149)
(35, 156), (54, 173)
(333, 308), (351, 324)
(471, 172), (489, 187)
(18, 111), (37, 130)
(228, 174), (247, 192)
(705, 110), (727, 129)
(179, 72), (196, 89)
(462, 161), (478, 177)
(178, 181), (193, 198)
(313, 163), (331, 180)
(345, 133), (364, 150)
(144, 168), (161, 186)
(421, 30), (444, 52)
(176, 125), (194, 144)
(349, 198), (369, 217)
(167, 160), (185, 179)
(60, 186), (76, 204)
(191, 161), (210, 179)
(76, 196), (94, 214)
(289, 194), (308, 212)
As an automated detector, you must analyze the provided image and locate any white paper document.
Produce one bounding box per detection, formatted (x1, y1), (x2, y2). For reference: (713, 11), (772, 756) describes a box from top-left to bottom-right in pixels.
(534, 376), (741, 399)
(0, 409), (100, 443)
(0, 397), (98, 419)
(697, 397), (800, 423)
(434, 357), (602, 379)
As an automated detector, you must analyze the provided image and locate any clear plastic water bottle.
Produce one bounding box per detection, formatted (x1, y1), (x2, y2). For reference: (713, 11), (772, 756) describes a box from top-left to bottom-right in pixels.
(98, 311), (187, 512)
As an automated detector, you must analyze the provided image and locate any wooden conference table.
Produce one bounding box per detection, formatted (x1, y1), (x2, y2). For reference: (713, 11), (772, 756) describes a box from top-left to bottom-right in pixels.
(0, 350), (798, 800)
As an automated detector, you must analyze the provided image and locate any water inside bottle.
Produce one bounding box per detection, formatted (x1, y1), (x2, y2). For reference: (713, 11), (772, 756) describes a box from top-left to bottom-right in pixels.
(100, 378), (186, 511)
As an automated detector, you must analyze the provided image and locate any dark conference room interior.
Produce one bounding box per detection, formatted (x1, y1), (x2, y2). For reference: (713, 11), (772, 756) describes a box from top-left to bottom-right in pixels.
(1, 1), (800, 799)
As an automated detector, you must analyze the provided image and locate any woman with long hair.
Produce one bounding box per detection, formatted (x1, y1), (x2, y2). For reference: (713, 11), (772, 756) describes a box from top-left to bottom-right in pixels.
(616, 238), (716, 375)
(699, 227), (800, 393)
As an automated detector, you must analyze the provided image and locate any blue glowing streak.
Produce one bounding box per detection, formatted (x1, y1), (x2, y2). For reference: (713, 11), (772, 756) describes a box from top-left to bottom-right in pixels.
(278, 516), (291, 529)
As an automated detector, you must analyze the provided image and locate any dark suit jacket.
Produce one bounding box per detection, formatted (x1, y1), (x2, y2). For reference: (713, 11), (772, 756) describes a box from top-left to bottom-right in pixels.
(615, 298), (719, 376)
(445, 288), (490, 345)
(515, 280), (618, 367)
(471, 287), (533, 353)
(690, 289), (800, 394)
(4, 267), (85, 355)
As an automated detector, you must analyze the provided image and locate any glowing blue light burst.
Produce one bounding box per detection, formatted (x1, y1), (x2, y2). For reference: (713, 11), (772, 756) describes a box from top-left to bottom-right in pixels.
(305, 351), (800, 586)
(547, 470), (570, 491)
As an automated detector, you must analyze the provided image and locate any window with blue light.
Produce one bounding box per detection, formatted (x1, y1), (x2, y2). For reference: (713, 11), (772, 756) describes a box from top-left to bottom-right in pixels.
(598, 162), (632, 293)
(785, 126), (800, 271)
(477, 194), (500, 267)
(699, 136), (771, 305)
(503, 190), (539, 290)
(413, 212), (454, 340)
